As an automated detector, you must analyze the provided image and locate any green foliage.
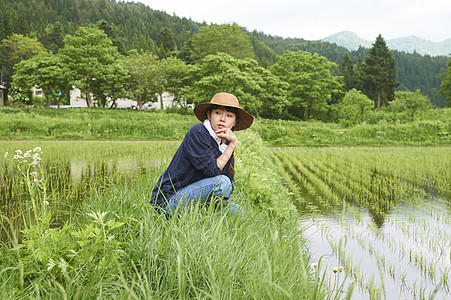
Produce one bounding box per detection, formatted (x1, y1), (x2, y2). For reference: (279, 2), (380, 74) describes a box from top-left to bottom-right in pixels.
(157, 27), (177, 59)
(182, 23), (256, 64)
(248, 34), (279, 67)
(252, 114), (450, 146)
(235, 130), (296, 217)
(0, 34), (48, 86)
(182, 53), (288, 119)
(392, 51), (447, 107)
(362, 35), (399, 109)
(0, 107), (198, 140)
(339, 52), (356, 91)
(338, 89), (374, 126)
(123, 50), (162, 110)
(160, 56), (192, 111)
(59, 27), (126, 108)
(1, 107), (450, 146)
(12, 54), (73, 107)
(392, 90), (432, 121)
(439, 59), (451, 108)
(40, 21), (64, 54)
(270, 51), (343, 121)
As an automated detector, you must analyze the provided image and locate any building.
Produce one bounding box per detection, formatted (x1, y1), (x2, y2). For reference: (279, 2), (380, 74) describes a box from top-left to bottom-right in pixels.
(0, 85), (6, 106)
(69, 88), (175, 109)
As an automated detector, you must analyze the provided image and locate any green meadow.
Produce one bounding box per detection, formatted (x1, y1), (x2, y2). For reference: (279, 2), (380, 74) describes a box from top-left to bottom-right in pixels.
(0, 107), (450, 299)
(1, 106), (450, 146)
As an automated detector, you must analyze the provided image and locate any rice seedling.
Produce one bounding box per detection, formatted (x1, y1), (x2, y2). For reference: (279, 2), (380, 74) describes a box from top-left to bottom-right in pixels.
(0, 141), (180, 240)
(273, 146), (451, 299)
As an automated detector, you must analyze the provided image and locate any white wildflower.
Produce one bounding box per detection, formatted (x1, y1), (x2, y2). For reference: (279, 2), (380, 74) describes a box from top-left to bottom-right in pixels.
(310, 263), (318, 270)
(4, 152), (8, 158)
(33, 147), (41, 152)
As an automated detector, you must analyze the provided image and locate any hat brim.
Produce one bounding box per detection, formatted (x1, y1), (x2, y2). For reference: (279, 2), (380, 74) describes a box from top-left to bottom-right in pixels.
(194, 103), (253, 131)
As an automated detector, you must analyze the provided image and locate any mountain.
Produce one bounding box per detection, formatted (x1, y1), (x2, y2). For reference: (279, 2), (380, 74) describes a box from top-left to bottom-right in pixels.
(321, 31), (372, 50)
(322, 31), (451, 56)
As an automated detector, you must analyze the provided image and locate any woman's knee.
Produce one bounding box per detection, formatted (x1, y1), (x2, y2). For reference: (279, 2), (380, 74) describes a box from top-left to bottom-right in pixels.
(214, 175), (232, 196)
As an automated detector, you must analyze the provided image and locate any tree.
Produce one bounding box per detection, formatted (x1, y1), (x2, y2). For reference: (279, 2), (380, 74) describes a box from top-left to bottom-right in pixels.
(0, 34), (47, 86)
(59, 27), (123, 107)
(123, 50), (163, 110)
(96, 20), (125, 55)
(12, 53), (73, 107)
(159, 57), (192, 112)
(439, 59), (451, 108)
(362, 34), (399, 110)
(181, 23), (255, 64)
(270, 51), (343, 121)
(394, 90), (431, 121)
(339, 52), (355, 91)
(181, 53), (287, 118)
(353, 55), (365, 92)
(338, 89), (374, 125)
(40, 22), (64, 54)
(157, 28), (177, 59)
(90, 58), (129, 108)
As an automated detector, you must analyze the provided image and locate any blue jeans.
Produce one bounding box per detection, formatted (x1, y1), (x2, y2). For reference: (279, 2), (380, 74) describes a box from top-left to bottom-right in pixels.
(162, 175), (244, 218)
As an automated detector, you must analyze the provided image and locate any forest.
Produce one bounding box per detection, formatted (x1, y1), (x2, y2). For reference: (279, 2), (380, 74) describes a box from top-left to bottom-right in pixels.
(0, 0), (449, 111)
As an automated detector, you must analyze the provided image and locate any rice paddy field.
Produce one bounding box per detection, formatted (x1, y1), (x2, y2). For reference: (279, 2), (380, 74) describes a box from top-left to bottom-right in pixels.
(272, 146), (451, 299)
(0, 137), (450, 299)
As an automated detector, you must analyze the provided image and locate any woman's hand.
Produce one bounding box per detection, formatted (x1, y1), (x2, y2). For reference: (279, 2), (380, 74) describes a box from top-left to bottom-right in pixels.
(216, 128), (238, 146)
(215, 128), (238, 170)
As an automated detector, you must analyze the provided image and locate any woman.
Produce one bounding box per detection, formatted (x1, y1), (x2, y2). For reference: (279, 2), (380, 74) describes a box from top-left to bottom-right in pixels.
(151, 92), (253, 217)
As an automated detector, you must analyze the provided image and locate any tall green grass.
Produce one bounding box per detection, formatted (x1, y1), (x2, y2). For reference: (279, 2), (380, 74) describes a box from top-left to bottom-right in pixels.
(0, 107), (196, 140)
(0, 131), (344, 298)
(1, 106), (450, 146)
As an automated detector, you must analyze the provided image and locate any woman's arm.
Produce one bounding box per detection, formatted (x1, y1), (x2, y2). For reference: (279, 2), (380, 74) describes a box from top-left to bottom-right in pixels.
(216, 128), (238, 170)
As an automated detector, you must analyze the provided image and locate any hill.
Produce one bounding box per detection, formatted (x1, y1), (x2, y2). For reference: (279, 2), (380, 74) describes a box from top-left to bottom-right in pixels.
(0, 0), (447, 106)
(322, 31), (451, 56)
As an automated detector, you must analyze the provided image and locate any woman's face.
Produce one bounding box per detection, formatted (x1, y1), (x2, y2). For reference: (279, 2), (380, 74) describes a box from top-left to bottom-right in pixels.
(207, 107), (237, 131)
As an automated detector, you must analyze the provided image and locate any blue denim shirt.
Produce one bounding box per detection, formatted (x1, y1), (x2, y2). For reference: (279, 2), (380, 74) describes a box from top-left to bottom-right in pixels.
(151, 123), (235, 206)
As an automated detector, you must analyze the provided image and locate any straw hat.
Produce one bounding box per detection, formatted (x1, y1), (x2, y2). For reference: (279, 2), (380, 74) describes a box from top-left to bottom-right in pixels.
(194, 93), (254, 131)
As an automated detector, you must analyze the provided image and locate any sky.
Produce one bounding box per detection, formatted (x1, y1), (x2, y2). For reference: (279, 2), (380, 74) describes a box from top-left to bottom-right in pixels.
(133, 0), (451, 42)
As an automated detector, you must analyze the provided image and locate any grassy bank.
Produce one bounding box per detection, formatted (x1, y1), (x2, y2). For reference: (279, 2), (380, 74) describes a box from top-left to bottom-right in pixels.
(1, 106), (450, 146)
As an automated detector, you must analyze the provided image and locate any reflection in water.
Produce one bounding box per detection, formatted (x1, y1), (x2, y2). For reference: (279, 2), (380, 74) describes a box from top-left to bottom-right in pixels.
(0, 156), (167, 240)
(300, 195), (451, 299)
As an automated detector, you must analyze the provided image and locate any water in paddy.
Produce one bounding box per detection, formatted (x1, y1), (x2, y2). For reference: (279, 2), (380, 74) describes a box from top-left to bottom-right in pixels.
(272, 147), (450, 299)
(0, 141), (178, 238)
(298, 195), (450, 299)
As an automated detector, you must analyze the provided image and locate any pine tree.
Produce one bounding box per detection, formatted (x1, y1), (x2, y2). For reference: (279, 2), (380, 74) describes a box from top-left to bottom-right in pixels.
(362, 34), (399, 110)
(439, 59), (451, 107)
(339, 52), (355, 91)
(157, 28), (176, 59)
(354, 55), (364, 92)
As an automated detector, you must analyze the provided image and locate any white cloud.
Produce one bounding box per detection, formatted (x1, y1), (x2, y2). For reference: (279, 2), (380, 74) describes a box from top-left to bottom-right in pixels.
(134, 0), (451, 42)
